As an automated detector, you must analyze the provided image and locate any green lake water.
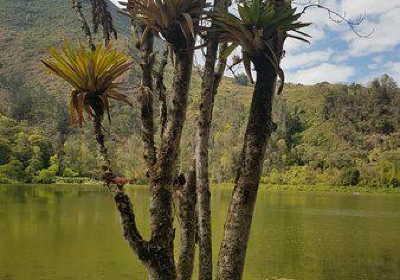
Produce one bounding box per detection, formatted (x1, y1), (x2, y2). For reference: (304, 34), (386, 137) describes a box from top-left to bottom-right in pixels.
(1, 184), (400, 280)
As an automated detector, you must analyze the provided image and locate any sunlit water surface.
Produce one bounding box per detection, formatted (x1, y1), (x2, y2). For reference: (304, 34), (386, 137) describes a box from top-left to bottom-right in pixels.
(1, 184), (400, 280)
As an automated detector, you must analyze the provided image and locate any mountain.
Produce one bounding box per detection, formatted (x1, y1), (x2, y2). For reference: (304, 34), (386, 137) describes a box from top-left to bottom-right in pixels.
(0, 0), (131, 92)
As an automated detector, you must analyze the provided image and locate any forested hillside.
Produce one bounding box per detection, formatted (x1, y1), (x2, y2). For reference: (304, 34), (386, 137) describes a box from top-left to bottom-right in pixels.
(0, 0), (399, 187)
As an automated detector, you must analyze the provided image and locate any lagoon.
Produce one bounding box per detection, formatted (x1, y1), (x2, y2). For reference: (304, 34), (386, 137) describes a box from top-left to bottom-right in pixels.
(1, 184), (400, 280)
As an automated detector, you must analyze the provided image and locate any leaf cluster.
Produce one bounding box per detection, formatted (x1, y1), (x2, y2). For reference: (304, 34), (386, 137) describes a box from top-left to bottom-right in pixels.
(215, 0), (310, 54)
(214, 0), (311, 92)
(41, 41), (133, 126)
(122, 0), (210, 48)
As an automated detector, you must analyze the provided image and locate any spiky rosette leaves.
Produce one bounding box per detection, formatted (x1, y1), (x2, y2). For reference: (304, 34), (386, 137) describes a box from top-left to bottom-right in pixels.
(41, 41), (133, 126)
(122, 0), (210, 48)
(214, 0), (311, 93)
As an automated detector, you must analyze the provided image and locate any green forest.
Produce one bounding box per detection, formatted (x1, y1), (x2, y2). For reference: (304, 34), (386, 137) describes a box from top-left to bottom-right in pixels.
(0, 0), (399, 189)
(1, 73), (400, 188)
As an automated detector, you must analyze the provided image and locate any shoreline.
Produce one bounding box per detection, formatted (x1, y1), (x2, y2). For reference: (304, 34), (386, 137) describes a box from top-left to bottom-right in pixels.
(1, 182), (399, 195)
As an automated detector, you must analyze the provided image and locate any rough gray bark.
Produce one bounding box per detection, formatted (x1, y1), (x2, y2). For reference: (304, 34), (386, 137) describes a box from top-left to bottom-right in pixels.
(177, 167), (197, 280)
(215, 55), (279, 280)
(138, 32), (157, 173)
(195, 1), (229, 280)
(215, 0), (288, 277)
(154, 49), (169, 139)
(115, 191), (150, 264)
(146, 48), (194, 280)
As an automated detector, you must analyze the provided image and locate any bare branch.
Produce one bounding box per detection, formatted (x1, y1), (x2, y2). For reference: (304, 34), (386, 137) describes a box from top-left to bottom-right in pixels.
(71, 0), (95, 50)
(225, 56), (243, 81)
(90, 0), (118, 45)
(299, 2), (374, 38)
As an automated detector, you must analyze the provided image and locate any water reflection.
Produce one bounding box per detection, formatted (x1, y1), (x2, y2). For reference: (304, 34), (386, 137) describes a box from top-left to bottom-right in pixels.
(1, 185), (400, 280)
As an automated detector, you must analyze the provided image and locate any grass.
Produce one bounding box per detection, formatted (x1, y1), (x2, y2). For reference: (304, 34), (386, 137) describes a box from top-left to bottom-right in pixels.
(3, 179), (399, 195)
(210, 183), (400, 194)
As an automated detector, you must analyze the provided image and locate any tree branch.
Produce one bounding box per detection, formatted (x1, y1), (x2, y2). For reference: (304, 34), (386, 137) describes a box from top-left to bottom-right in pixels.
(71, 0), (95, 50)
(72, 0), (149, 273)
(115, 191), (150, 264)
(299, 2), (374, 38)
(213, 42), (229, 93)
(93, 118), (150, 265)
(90, 0), (118, 45)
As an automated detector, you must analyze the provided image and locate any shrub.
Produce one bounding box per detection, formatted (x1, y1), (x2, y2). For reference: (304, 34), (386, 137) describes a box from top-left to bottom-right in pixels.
(0, 160), (24, 181)
(34, 169), (56, 184)
(390, 178), (400, 188)
(342, 167), (360, 186)
(63, 167), (79, 178)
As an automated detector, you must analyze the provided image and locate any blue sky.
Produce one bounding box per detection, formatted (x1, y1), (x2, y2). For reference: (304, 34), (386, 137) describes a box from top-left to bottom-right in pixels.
(111, 0), (400, 85)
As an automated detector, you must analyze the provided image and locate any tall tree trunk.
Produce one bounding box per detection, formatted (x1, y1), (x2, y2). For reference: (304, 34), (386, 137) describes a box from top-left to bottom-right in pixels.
(147, 49), (194, 280)
(195, 35), (218, 280)
(216, 55), (277, 280)
(195, 1), (228, 279)
(177, 166), (197, 280)
(138, 32), (157, 173)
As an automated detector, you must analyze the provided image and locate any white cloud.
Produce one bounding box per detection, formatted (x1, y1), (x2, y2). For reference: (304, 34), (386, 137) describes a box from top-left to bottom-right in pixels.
(110, 0), (125, 7)
(282, 49), (333, 70)
(368, 63), (378, 70)
(343, 7), (400, 57)
(287, 63), (355, 84)
(341, 0), (400, 17)
(110, 0), (400, 84)
(284, 24), (326, 53)
(382, 61), (400, 84)
(372, 56), (384, 63)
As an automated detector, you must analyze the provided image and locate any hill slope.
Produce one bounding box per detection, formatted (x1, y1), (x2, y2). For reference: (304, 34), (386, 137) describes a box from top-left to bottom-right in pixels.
(0, 0), (131, 91)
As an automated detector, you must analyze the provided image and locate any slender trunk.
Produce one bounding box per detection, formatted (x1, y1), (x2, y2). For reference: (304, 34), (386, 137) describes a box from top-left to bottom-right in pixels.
(177, 166), (197, 280)
(155, 49), (169, 138)
(139, 32), (157, 172)
(216, 55), (277, 280)
(94, 117), (111, 171)
(94, 117), (151, 266)
(195, 1), (228, 279)
(212, 42), (228, 96)
(195, 43), (217, 280)
(148, 49), (194, 280)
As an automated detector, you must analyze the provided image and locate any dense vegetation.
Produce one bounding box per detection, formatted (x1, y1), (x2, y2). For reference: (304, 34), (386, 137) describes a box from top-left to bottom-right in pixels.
(0, 0), (399, 189)
(1, 75), (399, 188)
